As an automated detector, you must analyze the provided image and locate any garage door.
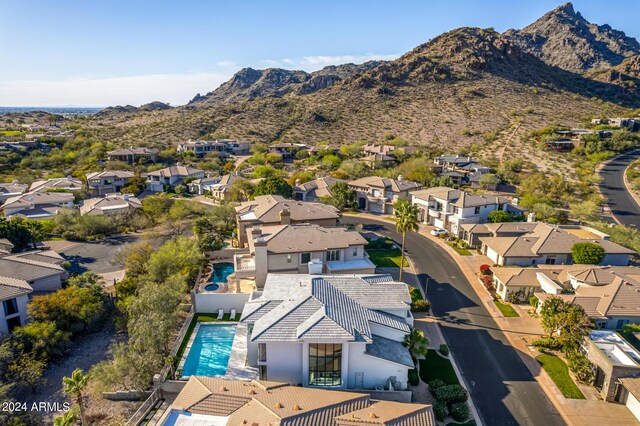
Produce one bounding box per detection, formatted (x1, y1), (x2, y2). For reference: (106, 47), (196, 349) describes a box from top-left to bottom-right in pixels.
(369, 201), (384, 214)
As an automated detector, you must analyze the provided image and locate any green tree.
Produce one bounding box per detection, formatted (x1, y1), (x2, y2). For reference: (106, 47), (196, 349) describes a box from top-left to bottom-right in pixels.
(570, 200), (600, 223)
(394, 199), (419, 282)
(320, 181), (356, 211)
(54, 410), (77, 426)
(540, 296), (592, 353)
(12, 321), (71, 361)
(403, 328), (429, 359)
(488, 210), (513, 223)
(479, 173), (500, 190)
(63, 368), (90, 426)
(571, 242), (605, 264)
(253, 176), (293, 198)
(29, 286), (106, 333)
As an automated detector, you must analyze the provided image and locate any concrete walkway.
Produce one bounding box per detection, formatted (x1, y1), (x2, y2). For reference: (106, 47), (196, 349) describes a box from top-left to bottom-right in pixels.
(417, 224), (638, 426)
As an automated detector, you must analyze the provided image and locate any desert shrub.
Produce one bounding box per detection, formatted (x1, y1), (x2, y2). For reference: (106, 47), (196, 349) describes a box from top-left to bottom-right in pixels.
(411, 299), (431, 312)
(531, 337), (561, 350)
(529, 296), (539, 309)
(567, 352), (595, 383)
(428, 379), (446, 393)
(479, 264), (492, 275)
(433, 401), (448, 421)
(438, 344), (449, 357)
(366, 237), (393, 249)
(408, 368), (420, 386)
(571, 242), (605, 264)
(450, 402), (470, 422)
(434, 384), (468, 406)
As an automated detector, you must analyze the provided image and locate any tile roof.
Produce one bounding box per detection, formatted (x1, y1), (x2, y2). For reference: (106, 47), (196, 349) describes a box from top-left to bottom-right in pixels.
(10, 249), (64, 265)
(294, 177), (343, 199)
(3, 191), (75, 210)
(145, 165), (204, 177)
(255, 224), (368, 254)
(0, 276), (32, 300)
(107, 147), (158, 156)
(365, 334), (415, 368)
(236, 195), (339, 224)
(0, 255), (65, 282)
(335, 400), (435, 426)
(29, 177), (83, 193)
(80, 194), (142, 215)
(348, 176), (422, 193)
(86, 170), (134, 180)
(243, 274), (411, 344)
(0, 183), (29, 195)
(620, 377), (640, 399)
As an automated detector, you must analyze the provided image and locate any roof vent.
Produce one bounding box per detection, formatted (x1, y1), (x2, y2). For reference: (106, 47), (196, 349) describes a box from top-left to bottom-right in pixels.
(293, 404), (301, 411)
(369, 413), (379, 419)
(219, 386), (227, 392)
(248, 389), (257, 395)
(274, 402), (283, 409)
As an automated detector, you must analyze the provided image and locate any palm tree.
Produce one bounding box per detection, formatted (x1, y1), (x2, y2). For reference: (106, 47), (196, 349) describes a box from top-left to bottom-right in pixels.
(403, 328), (429, 359)
(394, 199), (419, 282)
(63, 368), (90, 426)
(54, 411), (77, 426)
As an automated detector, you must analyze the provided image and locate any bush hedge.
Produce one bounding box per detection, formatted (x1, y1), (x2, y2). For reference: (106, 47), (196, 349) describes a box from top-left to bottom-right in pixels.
(428, 379), (447, 393)
(408, 368), (420, 386)
(411, 299), (431, 312)
(434, 384), (468, 406)
(433, 401), (448, 422)
(450, 402), (470, 422)
(438, 344), (450, 357)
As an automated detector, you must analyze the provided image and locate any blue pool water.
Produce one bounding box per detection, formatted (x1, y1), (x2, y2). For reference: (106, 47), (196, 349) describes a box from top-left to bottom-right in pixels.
(210, 262), (234, 284)
(182, 324), (236, 377)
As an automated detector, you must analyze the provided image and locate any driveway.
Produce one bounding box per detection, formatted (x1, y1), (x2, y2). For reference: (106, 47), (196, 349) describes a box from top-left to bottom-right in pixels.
(344, 216), (564, 426)
(599, 150), (640, 227)
(46, 234), (142, 274)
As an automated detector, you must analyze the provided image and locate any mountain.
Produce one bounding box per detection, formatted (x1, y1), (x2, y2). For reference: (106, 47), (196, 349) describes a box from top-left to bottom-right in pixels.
(504, 2), (640, 73)
(188, 61), (384, 105)
(88, 4), (639, 149)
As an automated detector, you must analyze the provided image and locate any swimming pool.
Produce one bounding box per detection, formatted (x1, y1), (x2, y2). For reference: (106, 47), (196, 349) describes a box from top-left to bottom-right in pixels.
(210, 262), (234, 284)
(180, 323), (237, 377)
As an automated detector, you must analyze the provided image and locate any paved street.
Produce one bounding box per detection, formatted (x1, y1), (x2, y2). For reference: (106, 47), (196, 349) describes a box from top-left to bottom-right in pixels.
(344, 216), (564, 426)
(599, 149), (640, 227)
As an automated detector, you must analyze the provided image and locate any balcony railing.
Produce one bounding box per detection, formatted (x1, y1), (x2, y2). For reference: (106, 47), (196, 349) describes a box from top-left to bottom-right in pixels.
(234, 253), (256, 272)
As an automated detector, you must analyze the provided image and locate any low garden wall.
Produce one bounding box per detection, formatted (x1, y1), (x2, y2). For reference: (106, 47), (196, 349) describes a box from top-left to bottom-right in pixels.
(102, 390), (152, 401)
(346, 389), (412, 403)
(193, 292), (251, 314)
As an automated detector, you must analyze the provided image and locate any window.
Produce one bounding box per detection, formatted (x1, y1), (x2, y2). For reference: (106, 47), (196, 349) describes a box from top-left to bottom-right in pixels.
(545, 257), (556, 265)
(6, 316), (21, 333)
(258, 343), (267, 363)
(454, 207), (459, 215)
(474, 206), (481, 214)
(259, 365), (268, 380)
(287, 254), (292, 263)
(352, 247), (358, 257)
(301, 253), (311, 264)
(326, 250), (340, 262)
(3, 299), (18, 316)
(309, 344), (342, 386)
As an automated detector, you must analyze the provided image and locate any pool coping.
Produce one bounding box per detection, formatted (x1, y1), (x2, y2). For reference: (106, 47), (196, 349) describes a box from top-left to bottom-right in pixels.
(178, 321), (238, 380)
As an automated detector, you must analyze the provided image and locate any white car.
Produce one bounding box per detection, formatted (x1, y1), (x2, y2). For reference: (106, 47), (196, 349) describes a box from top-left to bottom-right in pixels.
(430, 228), (448, 236)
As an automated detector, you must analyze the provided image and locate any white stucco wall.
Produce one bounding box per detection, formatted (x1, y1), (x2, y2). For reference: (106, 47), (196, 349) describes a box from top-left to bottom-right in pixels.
(347, 343), (409, 390)
(0, 295), (29, 335)
(626, 391), (640, 422)
(265, 342), (303, 385)
(31, 274), (63, 292)
(193, 293), (250, 314)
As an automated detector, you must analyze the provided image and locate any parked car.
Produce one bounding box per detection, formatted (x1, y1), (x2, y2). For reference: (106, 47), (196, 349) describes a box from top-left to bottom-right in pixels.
(362, 224), (384, 231)
(430, 228), (448, 236)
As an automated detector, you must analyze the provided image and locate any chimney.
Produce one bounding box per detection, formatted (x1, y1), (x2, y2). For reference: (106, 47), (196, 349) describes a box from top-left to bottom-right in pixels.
(280, 207), (291, 225)
(253, 235), (268, 289)
(397, 175), (403, 181)
(527, 212), (536, 223)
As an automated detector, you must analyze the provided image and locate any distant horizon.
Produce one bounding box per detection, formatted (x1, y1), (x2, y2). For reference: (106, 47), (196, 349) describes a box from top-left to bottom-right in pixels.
(1, 0), (638, 107)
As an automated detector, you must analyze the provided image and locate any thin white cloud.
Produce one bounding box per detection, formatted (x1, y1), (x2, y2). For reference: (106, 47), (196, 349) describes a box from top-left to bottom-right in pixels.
(0, 71), (233, 107)
(261, 53), (398, 71)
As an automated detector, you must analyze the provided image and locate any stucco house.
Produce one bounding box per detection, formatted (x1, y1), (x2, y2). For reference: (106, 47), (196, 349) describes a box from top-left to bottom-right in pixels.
(0, 251), (67, 293)
(235, 195), (340, 247)
(144, 165), (205, 192)
(348, 176), (422, 214)
(235, 223), (376, 288)
(86, 170), (135, 196)
(2, 191), (75, 219)
(292, 177), (343, 202)
(480, 223), (633, 267)
(29, 177), (83, 193)
(158, 376), (435, 426)
(412, 187), (523, 237)
(187, 173), (244, 199)
(80, 194), (142, 216)
(106, 147), (159, 164)
(177, 139), (251, 158)
(0, 183), (28, 204)
(0, 276), (32, 335)
(241, 273), (414, 391)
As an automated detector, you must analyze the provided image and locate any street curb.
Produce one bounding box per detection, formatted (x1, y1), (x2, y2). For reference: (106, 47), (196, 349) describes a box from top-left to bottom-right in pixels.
(597, 149), (640, 226)
(623, 158), (640, 210)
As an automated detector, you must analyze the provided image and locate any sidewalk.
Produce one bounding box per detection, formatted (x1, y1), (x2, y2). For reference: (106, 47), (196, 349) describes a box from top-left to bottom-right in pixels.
(418, 226), (638, 426)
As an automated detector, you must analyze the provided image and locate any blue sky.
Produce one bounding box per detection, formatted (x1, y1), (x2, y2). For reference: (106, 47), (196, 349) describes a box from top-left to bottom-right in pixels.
(1, 0), (638, 106)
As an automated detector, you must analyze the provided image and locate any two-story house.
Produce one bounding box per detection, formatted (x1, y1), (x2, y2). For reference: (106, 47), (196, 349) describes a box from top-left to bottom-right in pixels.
(187, 173), (244, 199)
(29, 177), (83, 193)
(241, 273), (414, 390)
(235, 195), (340, 247)
(86, 170), (135, 196)
(235, 223), (376, 288)
(0, 277), (32, 334)
(106, 147), (159, 164)
(0, 183), (28, 205)
(348, 176), (422, 214)
(80, 194), (142, 216)
(293, 177), (343, 202)
(267, 143), (309, 159)
(144, 166), (205, 192)
(177, 139), (252, 158)
(412, 187), (524, 237)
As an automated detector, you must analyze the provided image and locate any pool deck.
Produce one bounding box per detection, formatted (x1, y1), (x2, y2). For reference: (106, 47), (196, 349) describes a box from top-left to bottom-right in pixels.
(178, 321), (257, 381)
(226, 323), (258, 380)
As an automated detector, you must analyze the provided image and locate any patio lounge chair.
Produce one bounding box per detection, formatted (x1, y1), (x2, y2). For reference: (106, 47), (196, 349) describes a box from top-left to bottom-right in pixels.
(217, 309), (224, 320)
(230, 309), (236, 320)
